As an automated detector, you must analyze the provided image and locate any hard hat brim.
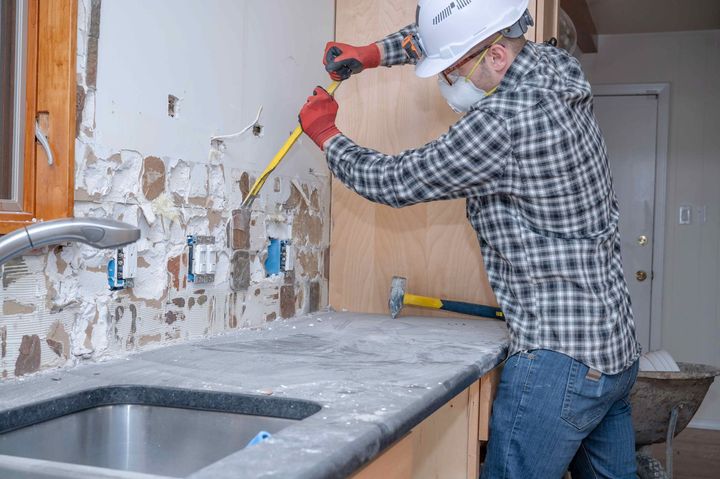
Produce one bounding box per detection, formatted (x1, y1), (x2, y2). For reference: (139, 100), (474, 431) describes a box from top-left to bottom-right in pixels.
(415, 55), (459, 79)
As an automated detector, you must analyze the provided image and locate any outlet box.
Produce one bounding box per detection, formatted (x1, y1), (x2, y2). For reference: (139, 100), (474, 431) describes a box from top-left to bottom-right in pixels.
(265, 239), (292, 277)
(108, 244), (138, 291)
(187, 235), (217, 284)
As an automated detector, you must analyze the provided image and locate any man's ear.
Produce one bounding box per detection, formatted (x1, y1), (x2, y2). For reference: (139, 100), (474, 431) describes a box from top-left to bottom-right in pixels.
(487, 45), (508, 72)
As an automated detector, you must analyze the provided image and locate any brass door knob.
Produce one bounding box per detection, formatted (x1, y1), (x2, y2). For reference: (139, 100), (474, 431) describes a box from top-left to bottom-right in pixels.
(638, 235), (648, 246)
(636, 271), (648, 282)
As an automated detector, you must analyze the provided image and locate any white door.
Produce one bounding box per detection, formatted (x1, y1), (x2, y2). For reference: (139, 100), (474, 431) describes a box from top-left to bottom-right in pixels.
(593, 94), (659, 350)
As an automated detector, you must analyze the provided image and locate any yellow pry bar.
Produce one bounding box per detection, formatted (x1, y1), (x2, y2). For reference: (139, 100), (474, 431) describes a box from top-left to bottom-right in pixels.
(241, 81), (342, 209)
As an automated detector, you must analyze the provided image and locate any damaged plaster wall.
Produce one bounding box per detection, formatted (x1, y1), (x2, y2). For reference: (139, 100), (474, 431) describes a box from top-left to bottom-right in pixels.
(0, 0), (335, 380)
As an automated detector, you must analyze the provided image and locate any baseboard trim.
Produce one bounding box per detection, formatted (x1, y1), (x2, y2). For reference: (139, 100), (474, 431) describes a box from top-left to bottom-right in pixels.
(688, 419), (720, 431)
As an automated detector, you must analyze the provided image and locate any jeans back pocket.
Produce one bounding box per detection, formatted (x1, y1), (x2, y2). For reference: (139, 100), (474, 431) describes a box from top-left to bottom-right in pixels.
(560, 361), (608, 430)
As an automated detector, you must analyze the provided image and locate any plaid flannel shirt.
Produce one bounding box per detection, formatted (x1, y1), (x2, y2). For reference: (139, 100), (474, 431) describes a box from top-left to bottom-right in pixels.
(326, 28), (640, 374)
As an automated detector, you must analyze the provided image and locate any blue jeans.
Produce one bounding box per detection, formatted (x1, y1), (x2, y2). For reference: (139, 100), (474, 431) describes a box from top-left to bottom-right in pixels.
(481, 350), (639, 479)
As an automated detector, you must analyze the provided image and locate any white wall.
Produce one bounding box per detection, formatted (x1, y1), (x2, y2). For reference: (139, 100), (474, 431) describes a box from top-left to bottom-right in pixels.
(582, 31), (720, 427)
(94, 0), (333, 179)
(0, 0), (336, 380)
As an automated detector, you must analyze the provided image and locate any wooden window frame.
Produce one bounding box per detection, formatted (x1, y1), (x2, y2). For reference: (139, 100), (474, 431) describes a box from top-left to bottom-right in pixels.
(0, 0), (77, 234)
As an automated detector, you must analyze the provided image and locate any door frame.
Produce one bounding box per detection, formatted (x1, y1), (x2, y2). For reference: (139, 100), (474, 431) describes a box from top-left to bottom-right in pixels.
(592, 83), (670, 351)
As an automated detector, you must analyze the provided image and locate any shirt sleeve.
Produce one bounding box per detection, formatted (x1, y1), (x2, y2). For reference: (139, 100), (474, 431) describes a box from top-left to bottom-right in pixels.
(379, 24), (418, 67)
(325, 111), (510, 208)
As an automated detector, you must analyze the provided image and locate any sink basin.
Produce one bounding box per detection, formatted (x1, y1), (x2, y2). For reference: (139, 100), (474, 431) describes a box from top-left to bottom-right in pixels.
(0, 386), (320, 477)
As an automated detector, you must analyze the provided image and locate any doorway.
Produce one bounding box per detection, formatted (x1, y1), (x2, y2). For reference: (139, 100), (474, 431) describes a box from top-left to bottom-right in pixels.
(592, 84), (670, 351)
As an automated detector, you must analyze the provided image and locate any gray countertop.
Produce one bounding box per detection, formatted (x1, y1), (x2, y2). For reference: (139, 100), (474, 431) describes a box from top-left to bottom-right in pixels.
(0, 312), (509, 479)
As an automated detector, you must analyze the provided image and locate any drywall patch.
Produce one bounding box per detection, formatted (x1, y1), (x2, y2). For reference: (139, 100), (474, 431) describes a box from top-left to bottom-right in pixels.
(142, 156), (166, 201)
(230, 209), (252, 250)
(14, 335), (41, 377)
(85, 0), (102, 90)
(294, 207), (323, 246)
(208, 165), (226, 209)
(3, 300), (36, 315)
(168, 159), (192, 202)
(231, 251), (251, 292)
(108, 150), (143, 201)
(297, 250), (320, 279)
(165, 310), (185, 325)
(46, 321), (71, 359)
(280, 285), (295, 318)
(309, 281), (321, 313)
(139, 334), (161, 347)
(0, 326), (6, 358)
(323, 247), (330, 280)
(239, 172), (251, 200)
(76, 84), (87, 137)
(2, 258), (27, 289)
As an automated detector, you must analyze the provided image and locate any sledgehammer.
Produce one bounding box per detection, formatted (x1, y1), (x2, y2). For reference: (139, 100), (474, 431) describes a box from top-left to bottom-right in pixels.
(388, 276), (505, 320)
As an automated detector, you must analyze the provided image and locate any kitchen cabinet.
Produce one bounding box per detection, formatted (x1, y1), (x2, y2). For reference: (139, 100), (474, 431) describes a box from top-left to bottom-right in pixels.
(331, 0), (559, 318)
(352, 366), (502, 479)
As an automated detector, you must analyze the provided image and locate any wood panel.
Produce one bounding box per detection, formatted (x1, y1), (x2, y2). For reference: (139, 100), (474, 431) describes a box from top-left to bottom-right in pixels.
(0, 0), (76, 234)
(352, 381), (481, 479)
(466, 380), (481, 479)
(478, 366), (502, 442)
(536, 0), (560, 43)
(35, 0), (76, 220)
(331, 1), (559, 317)
(331, 0), (496, 317)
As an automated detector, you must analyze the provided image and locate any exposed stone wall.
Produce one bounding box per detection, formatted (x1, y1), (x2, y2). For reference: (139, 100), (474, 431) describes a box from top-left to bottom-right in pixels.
(0, 0), (330, 380)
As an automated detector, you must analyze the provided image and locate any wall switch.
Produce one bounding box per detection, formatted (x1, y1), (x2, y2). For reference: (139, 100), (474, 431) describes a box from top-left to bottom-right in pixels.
(679, 206), (692, 225)
(187, 235), (216, 284)
(108, 244), (138, 290)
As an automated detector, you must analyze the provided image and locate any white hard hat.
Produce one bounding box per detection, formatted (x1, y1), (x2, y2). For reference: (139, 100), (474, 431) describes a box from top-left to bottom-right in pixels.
(414, 0), (532, 78)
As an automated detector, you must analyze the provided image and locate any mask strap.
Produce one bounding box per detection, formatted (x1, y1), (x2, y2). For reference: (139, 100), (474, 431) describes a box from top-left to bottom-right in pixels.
(465, 34), (504, 81)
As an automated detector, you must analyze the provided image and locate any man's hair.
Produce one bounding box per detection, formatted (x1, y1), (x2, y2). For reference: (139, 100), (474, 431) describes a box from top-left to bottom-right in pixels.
(500, 35), (526, 55)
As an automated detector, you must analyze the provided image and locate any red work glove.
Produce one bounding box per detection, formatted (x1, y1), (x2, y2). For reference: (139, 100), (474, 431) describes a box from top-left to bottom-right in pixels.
(324, 42), (381, 81)
(299, 86), (341, 151)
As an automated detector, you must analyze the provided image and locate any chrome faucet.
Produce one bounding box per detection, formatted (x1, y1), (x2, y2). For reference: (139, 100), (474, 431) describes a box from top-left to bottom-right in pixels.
(0, 218), (141, 267)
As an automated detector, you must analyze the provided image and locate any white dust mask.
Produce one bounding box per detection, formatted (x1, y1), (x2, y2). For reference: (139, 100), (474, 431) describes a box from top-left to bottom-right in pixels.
(437, 34), (502, 113)
(438, 74), (489, 113)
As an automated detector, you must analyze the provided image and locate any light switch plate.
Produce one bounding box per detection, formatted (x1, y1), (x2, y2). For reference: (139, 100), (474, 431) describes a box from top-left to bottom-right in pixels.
(187, 235), (216, 284)
(679, 206), (692, 225)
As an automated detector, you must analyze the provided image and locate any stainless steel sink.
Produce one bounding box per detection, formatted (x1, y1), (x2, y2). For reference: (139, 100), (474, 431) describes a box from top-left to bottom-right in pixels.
(0, 386), (320, 477)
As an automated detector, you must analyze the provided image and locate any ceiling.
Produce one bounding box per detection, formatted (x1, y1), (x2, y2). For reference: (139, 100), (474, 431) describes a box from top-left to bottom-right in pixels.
(587, 0), (720, 35)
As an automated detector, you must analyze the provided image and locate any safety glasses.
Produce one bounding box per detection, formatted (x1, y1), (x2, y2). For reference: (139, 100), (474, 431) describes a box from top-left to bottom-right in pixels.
(440, 34), (504, 86)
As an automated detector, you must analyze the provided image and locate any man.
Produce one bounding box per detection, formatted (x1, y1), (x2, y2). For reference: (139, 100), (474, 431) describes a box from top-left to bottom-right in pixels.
(299, 0), (640, 477)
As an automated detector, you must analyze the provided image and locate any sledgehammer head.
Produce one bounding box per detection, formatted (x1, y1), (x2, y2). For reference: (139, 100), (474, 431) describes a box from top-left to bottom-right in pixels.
(389, 276), (407, 319)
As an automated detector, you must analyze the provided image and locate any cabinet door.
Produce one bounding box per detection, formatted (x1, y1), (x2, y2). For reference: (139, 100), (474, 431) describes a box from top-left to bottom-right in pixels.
(330, 1), (559, 316)
(352, 381), (480, 479)
(331, 0), (494, 318)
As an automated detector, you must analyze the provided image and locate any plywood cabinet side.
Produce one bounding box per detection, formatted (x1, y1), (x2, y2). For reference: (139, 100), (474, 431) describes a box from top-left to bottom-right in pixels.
(478, 366), (502, 442)
(331, 0), (496, 317)
(534, 0), (560, 43)
(352, 380), (481, 479)
(330, 1), (560, 316)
